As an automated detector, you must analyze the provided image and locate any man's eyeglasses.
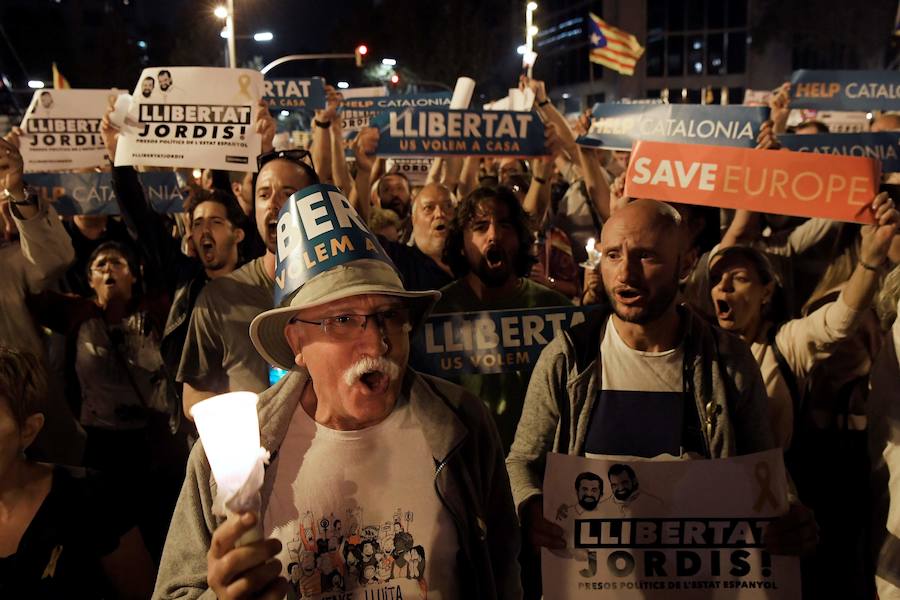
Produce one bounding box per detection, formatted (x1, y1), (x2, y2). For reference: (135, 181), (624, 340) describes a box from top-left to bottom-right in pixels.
(256, 148), (313, 172)
(288, 308), (411, 341)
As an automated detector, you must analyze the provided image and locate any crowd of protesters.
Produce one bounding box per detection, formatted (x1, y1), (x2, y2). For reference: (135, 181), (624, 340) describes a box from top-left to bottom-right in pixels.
(0, 71), (898, 600)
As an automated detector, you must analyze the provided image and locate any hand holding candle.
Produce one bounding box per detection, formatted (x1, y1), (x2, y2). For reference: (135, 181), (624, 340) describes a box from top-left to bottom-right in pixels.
(191, 391), (270, 545)
(580, 237), (602, 269)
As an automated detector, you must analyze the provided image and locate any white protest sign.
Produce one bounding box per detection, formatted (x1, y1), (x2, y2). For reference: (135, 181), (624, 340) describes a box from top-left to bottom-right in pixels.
(19, 88), (116, 172)
(114, 67), (263, 172)
(385, 157), (433, 186)
(542, 450), (800, 599)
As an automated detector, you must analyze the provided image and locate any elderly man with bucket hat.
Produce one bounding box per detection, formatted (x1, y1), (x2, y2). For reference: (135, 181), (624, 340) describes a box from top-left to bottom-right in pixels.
(154, 184), (522, 600)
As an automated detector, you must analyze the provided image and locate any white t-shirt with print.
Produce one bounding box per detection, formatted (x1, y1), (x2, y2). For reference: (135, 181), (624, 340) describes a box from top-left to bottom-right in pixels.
(263, 394), (459, 600)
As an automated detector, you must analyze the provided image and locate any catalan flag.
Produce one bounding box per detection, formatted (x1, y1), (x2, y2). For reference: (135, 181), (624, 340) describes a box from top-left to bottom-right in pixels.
(52, 62), (70, 89)
(587, 13), (645, 76)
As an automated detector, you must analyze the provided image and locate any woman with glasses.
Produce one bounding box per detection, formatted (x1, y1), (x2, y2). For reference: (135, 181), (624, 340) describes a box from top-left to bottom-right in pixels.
(29, 241), (182, 562)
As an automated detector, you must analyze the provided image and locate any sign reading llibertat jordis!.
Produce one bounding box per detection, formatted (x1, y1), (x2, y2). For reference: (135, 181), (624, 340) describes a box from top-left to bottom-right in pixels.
(114, 67), (263, 171)
(19, 88), (117, 172)
(542, 450), (800, 599)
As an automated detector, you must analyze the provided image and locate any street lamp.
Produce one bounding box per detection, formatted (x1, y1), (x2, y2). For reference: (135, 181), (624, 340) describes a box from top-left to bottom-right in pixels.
(253, 31), (274, 42)
(214, 2), (236, 68)
(382, 58), (397, 66)
(28, 80), (44, 89)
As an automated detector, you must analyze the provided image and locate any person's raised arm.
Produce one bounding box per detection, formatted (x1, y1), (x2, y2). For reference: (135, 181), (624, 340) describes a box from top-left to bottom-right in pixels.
(349, 127), (379, 224)
(330, 119), (353, 194)
(1, 133), (75, 289)
(457, 156), (480, 199)
(311, 86), (340, 184)
(254, 99), (276, 155)
(843, 193), (899, 310)
(522, 122), (562, 218)
(769, 83), (791, 135)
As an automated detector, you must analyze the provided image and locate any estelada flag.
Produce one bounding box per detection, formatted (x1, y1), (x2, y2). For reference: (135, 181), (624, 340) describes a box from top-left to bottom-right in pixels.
(52, 62), (70, 89)
(588, 13), (644, 76)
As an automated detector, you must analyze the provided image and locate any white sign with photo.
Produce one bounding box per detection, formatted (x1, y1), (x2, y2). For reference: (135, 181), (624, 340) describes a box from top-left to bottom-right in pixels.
(114, 67), (263, 171)
(19, 88), (116, 172)
(542, 450), (800, 599)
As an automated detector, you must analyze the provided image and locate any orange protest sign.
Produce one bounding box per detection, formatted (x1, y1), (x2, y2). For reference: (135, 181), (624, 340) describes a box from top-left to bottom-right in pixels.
(624, 140), (881, 224)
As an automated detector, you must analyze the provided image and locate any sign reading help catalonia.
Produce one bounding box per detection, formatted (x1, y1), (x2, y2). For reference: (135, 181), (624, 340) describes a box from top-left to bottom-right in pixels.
(779, 132), (900, 172)
(114, 67), (263, 172)
(20, 88), (118, 172)
(790, 70), (900, 111)
(371, 108), (548, 156)
(577, 104), (769, 151)
(341, 92), (452, 139)
(274, 184), (395, 306)
(263, 77), (326, 111)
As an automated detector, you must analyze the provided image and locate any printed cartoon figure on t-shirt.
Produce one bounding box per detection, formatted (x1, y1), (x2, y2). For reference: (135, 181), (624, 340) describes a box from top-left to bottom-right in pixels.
(284, 506), (428, 599)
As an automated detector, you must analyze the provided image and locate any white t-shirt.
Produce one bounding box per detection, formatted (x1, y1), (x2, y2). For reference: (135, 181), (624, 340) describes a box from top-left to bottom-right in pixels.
(263, 393), (459, 600)
(584, 316), (685, 459)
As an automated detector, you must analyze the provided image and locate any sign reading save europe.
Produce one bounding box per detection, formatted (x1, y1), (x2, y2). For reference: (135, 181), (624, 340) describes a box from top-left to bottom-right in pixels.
(371, 108), (548, 156)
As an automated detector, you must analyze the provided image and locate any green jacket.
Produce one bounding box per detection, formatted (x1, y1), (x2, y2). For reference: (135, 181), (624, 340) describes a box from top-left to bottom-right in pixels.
(153, 368), (522, 599)
(506, 305), (776, 512)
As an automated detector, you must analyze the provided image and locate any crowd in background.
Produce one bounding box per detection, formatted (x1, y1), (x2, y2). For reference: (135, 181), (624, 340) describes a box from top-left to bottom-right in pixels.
(0, 74), (899, 599)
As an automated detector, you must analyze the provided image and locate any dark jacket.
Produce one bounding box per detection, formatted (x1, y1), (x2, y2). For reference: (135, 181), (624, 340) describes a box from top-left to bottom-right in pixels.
(153, 368), (523, 599)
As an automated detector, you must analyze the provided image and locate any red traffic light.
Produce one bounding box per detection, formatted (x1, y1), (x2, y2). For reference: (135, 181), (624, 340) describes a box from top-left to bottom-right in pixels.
(390, 74), (400, 85)
(357, 44), (368, 56)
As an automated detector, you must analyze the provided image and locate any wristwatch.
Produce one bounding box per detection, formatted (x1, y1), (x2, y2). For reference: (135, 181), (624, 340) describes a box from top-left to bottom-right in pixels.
(314, 119), (332, 128)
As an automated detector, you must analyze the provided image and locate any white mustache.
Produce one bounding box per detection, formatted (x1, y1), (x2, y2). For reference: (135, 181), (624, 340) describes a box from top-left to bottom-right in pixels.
(342, 356), (401, 387)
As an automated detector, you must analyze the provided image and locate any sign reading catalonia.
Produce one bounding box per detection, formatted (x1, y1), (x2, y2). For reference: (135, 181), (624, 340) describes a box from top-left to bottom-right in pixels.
(273, 184), (394, 306)
(577, 104), (769, 151)
(371, 108), (548, 156)
(779, 132), (900, 172)
(790, 70), (900, 111)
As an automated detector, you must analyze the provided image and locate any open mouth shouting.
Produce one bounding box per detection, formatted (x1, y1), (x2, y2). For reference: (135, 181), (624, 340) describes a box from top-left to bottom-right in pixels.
(715, 298), (734, 322)
(199, 236), (216, 261)
(613, 286), (645, 306)
(484, 245), (505, 269)
(343, 356), (400, 396)
(104, 275), (117, 287)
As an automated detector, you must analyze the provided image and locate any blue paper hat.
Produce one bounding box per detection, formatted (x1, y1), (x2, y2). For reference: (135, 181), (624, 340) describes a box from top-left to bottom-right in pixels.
(250, 184), (440, 371)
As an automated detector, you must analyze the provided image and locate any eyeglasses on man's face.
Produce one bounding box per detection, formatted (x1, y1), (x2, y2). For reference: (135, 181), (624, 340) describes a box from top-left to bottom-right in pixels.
(288, 307), (412, 341)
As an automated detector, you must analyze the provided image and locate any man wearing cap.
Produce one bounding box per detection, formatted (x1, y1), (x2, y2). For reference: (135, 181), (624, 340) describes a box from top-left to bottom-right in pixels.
(154, 184), (522, 599)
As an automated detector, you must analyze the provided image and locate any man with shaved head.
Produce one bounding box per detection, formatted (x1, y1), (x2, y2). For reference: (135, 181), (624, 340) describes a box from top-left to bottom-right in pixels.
(507, 200), (813, 591)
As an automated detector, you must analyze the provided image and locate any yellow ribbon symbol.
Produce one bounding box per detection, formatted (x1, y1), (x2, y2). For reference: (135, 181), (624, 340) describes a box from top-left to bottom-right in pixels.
(41, 545), (63, 579)
(752, 461), (778, 512)
(237, 74), (253, 100)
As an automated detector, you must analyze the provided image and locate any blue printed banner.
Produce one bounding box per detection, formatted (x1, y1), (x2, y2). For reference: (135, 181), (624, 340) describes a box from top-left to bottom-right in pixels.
(342, 92), (451, 139)
(26, 171), (184, 215)
(371, 108), (548, 156)
(263, 77), (327, 111)
(779, 132), (900, 172)
(577, 104), (769, 151)
(410, 305), (600, 376)
(790, 70), (900, 111)
(273, 184), (395, 306)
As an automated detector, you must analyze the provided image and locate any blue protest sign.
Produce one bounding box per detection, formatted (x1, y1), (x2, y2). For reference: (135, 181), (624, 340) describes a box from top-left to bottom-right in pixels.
(779, 132), (900, 172)
(577, 104), (768, 150)
(273, 184), (395, 306)
(342, 92), (451, 139)
(263, 77), (327, 111)
(790, 70), (900, 111)
(410, 305), (600, 376)
(371, 108), (548, 156)
(26, 171), (184, 215)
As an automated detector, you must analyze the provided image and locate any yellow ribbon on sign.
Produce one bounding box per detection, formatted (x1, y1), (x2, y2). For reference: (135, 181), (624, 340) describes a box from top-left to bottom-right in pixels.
(752, 460), (779, 512)
(236, 74), (253, 100)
